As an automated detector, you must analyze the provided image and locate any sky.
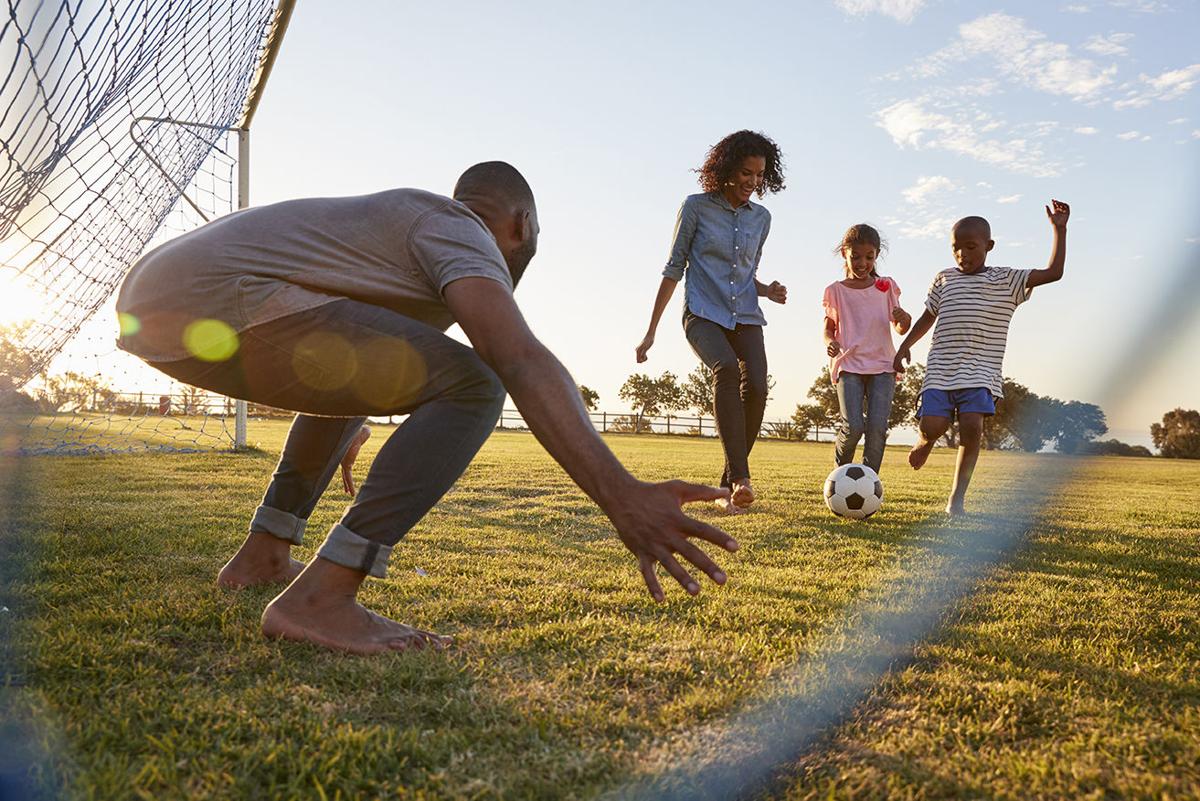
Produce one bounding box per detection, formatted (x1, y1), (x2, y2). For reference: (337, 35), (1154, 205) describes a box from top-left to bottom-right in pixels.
(40, 0), (1200, 446)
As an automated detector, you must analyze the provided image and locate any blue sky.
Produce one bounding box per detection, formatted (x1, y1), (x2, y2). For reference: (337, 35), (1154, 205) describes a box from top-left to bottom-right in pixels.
(130, 0), (1200, 444)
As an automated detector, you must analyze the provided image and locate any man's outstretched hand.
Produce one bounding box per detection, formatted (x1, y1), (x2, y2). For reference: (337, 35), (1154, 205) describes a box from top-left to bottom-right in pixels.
(607, 480), (740, 602)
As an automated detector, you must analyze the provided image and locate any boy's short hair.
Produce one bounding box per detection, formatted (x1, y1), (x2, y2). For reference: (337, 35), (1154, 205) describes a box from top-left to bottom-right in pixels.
(952, 216), (992, 239)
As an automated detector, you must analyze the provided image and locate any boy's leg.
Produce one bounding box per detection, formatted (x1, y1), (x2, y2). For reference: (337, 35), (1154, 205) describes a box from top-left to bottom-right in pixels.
(219, 415), (368, 588)
(910, 389), (953, 470)
(947, 412), (985, 515)
(834, 373), (866, 467)
(862, 373), (896, 474)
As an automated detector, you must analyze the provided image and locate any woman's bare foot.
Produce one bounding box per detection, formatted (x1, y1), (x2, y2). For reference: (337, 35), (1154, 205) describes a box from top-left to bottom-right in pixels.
(714, 497), (746, 515)
(261, 559), (450, 655)
(730, 480), (755, 508)
(908, 439), (935, 470)
(217, 531), (305, 589)
(945, 502), (967, 517)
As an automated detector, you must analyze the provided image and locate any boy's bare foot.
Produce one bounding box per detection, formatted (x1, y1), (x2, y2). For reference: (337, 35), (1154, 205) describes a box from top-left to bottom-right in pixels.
(217, 531), (305, 589)
(731, 480), (755, 509)
(714, 497), (746, 515)
(908, 439), (934, 470)
(261, 589), (450, 656)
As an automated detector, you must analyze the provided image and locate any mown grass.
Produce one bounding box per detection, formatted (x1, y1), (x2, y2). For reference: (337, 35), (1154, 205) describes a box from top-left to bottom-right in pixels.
(1, 422), (1197, 799)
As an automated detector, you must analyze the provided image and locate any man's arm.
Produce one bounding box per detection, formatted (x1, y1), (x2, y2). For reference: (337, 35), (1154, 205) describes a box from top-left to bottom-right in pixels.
(444, 277), (738, 601)
(1027, 199), (1070, 290)
(893, 308), (936, 372)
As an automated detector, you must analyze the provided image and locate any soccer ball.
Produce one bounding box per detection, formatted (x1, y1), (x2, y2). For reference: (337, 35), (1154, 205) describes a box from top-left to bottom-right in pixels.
(823, 463), (883, 519)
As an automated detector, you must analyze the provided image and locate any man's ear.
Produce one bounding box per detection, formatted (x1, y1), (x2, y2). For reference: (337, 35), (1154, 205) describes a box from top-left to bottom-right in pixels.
(512, 209), (531, 242)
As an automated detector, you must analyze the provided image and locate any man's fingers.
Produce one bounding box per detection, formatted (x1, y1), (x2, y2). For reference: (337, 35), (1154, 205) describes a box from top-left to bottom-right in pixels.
(670, 480), (730, 504)
(674, 539), (727, 585)
(680, 514), (739, 552)
(639, 554), (664, 602)
(657, 552), (699, 596)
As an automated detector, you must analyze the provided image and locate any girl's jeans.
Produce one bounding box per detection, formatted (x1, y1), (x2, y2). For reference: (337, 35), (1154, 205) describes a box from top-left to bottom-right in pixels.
(146, 298), (505, 578)
(834, 372), (895, 473)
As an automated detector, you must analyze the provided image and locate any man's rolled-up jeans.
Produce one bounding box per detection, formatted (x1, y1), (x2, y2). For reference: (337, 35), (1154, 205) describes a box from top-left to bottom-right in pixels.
(143, 298), (505, 578)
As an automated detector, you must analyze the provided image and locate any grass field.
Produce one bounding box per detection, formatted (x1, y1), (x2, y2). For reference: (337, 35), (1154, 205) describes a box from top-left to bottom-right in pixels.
(1, 421), (1198, 800)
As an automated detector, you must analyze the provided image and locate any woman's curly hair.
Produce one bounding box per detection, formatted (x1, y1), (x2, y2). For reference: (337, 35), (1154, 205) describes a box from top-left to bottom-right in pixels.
(695, 130), (786, 197)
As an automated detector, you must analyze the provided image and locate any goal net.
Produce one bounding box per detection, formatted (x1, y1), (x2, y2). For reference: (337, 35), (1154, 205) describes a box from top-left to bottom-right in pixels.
(0, 0), (294, 454)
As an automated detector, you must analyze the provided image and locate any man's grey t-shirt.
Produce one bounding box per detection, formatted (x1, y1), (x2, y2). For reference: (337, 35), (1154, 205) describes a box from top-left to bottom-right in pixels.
(116, 189), (514, 362)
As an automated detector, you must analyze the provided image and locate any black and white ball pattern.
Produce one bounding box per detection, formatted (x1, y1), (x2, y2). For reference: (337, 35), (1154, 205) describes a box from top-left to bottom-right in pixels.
(823, 463), (884, 519)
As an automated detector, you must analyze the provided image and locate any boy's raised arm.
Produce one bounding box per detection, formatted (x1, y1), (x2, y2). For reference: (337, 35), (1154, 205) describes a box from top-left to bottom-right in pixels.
(1028, 199), (1070, 289)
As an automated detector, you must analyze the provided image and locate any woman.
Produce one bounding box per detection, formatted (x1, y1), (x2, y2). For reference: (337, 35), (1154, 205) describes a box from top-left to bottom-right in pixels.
(635, 130), (787, 514)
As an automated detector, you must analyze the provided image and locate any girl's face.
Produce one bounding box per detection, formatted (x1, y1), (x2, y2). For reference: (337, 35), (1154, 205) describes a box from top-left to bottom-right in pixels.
(722, 155), (766, 206)
(843, 243), (878, 279)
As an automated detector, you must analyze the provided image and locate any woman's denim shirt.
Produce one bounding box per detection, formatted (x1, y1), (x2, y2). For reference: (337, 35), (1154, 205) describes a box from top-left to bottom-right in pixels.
(663, 191), (771, 329)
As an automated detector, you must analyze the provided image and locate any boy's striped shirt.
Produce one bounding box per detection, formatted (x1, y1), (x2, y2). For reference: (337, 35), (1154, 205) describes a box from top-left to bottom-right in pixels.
(922, 265), (1032, 398)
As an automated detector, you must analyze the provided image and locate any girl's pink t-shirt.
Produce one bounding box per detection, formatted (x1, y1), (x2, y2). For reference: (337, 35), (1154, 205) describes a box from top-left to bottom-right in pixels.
(822, 277), (902, 383)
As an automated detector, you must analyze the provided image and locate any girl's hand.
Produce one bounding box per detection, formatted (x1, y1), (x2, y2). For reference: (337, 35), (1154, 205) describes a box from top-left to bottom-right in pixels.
(765, 281), (787, 304)
(826, 339), (842, 358)
(891, 307), (912, 331)
(893, 345), (911, 373)
(635, 333), (655, 363)
(1045, 198), (1070, 229)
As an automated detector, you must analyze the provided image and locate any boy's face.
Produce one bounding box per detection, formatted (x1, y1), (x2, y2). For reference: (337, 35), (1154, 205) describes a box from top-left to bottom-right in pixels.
(951, 228), (994, 274)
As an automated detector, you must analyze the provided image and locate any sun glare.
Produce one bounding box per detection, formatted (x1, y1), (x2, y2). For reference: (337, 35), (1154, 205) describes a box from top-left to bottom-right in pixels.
(0, 270), (50, 328)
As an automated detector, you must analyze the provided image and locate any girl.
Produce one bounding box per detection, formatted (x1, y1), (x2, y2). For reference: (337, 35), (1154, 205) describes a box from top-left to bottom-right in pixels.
(635, 130), (788, 514)
(822, 224), (911, 474)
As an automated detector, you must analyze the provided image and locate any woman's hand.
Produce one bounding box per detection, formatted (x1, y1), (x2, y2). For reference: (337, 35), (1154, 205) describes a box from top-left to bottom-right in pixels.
(635, 332), (655, 363)
(764, 280), (787, 304)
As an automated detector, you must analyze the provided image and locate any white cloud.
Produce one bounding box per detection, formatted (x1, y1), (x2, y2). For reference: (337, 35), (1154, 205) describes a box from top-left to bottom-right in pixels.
(977, 181), (993, 188)
(1083, 32), (1133, 56)
(902, 175), (958, 205)
(1113, 64), (1200, 109)
(1168, 117), (1188, 124)
(997, 194), (1022, 204)
(1186, 237), (1200, 244)
(957, 14), (1116, 99)
(1074, 126), (1099, 134)
(876, 98), (1062, 176)
(1117, 130), (1142, 139)
(834, 0), (927, 23)
(915, 14), (1116, 100)
(1062, 4), (1090, 12)
(895, 215), (956, 240)
(1193, 129), (1200, 139)
(1109, 0), (1170, 12)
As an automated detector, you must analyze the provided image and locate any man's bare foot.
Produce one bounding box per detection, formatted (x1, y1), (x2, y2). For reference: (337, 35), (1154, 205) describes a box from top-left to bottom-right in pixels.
(731, 480), (755, 509)
(261, 586), (450, 656)
(714, 497), (746, 515)
(908, 439), (934, 470)
(217, 531), (305, 589)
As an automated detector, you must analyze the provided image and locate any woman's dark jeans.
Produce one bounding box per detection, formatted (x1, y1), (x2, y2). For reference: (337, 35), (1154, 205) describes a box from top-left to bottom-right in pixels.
(148, 298), (505, 578)
(683, 312), (767, 488)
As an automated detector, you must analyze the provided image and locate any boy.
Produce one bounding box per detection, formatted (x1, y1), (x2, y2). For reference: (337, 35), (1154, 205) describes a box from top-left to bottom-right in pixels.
(893, 200), (1070, 515)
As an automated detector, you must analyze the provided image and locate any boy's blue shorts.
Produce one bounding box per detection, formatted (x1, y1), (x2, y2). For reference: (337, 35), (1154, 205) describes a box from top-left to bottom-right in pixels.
(918, 387), (995, 419)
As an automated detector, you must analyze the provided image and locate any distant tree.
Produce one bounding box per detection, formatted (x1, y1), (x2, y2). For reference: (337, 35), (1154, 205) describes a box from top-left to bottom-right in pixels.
(987, 379), (1054, 452)
(805, 367), (839, 426)
(890, 363), (925, 430)
(618, 371), (683, 432)
(789, 403), (826, 442)
(1046, 399), (1107, 454)
(577, 384), (599, 412)
(1151, 408), (1200, 459)
(1081, 439), (1154, 457)
(35, 372), (115, 413)
(681, 364), (713, 417)
(0, 322), (35, 393)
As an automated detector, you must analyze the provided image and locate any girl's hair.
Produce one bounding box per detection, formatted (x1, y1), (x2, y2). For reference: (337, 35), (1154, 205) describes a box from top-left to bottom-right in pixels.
(695, 130), (786, 197)
(834, 223), (888, 277)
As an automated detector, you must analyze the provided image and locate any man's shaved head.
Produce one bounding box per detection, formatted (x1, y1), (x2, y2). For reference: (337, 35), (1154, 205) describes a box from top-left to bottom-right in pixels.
(952, 215), (991, 240)
(453, 161), (534, 211)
